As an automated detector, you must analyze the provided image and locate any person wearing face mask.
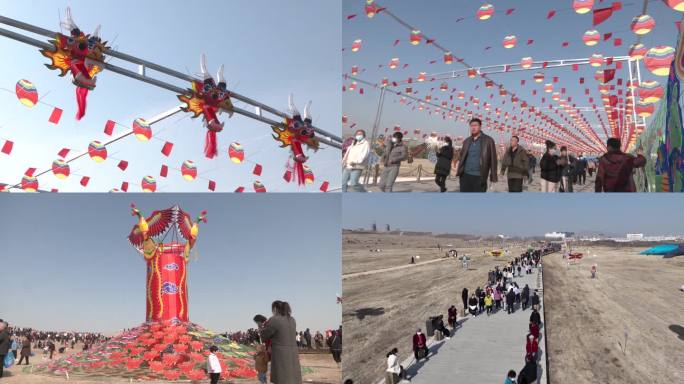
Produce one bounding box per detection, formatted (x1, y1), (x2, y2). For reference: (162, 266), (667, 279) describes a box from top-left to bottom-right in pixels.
(412, 328), (428, 362)
(434, 136), (454, 192)
(342, 129), (371, 192)
(500, 135), (529, 192)
(455, 118), (498, 192)
(539, 140), (562, 192)
(379, 132), (408, 192)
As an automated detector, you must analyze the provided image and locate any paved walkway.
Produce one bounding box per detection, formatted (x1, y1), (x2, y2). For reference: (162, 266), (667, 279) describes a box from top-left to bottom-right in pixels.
(363, 175), (595, 193)
(396, 267), (547, 384)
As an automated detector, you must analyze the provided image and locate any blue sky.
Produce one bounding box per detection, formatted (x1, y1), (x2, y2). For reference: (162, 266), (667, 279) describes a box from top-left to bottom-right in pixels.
(0, 194), (341, 334)
(343, 0), (682, 152)
(342, 193), (684, 236)
(0, 0), (341, 192)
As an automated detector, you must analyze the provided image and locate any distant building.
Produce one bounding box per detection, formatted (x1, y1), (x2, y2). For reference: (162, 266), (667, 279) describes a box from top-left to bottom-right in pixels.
(626, 233), (644, 241)
(545, 232), (566, 241)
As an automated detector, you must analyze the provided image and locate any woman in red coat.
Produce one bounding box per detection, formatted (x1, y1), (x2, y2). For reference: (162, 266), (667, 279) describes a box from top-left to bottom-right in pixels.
(525, 333), (538, 360)
(529, 321), (540, 339)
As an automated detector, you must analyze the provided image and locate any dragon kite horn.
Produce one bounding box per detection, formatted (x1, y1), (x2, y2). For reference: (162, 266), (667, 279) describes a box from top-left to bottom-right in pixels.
(216, 64), (226, 88)
(61, 7), (80, 34)
(288, 94), (300, 117)
(303, 100), (312, 122)
(200, 53), (211, 81)
(92, 24), (101, 39)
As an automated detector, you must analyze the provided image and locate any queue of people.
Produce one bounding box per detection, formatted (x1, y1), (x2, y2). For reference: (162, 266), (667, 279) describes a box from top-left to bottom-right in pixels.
(384, 244), (559, 383)
(342, 123), (651, 193)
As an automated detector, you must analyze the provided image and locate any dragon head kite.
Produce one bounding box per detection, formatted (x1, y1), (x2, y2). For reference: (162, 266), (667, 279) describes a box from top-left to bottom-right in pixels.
(271, 94), (320, 185)
(40, 7), (109, 120)
(177, 54), (234, 159)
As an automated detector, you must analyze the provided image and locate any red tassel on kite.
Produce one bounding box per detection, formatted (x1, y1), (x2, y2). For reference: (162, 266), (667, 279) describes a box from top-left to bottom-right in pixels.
(1, 140), (13, 155)
(48, 107), (63, 124)
(75, 87), (88, 120)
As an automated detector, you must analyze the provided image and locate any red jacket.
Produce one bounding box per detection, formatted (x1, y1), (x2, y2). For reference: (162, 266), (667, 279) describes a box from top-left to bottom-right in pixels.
(529, 322), (540, 339)
(595, 151), (646, 192)
(412, 333), (426, 349)
(526, 337), (539, 355)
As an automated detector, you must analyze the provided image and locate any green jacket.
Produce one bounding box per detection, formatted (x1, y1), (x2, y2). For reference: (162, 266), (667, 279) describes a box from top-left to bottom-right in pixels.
(501, 146), (530, 179)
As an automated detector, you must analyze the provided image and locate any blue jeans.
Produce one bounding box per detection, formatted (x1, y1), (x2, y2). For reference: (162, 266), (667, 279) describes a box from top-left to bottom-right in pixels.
(342, 168), (366, 192)
(257, 372), (267, 383)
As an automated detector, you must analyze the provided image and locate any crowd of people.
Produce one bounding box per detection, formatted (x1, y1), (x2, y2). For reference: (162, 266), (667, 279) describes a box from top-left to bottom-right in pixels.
(342, 119), (648, 193)
(383, 243), (560, 384)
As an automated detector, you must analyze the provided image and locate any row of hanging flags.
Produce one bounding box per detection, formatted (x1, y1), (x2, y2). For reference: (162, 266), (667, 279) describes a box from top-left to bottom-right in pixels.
(342, 0), (683, 155)
(0, 8), (330, 192)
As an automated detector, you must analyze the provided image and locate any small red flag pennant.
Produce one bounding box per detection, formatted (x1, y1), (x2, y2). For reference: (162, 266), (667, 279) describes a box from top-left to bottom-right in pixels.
(104, 120), (115, 135)
(606, 57), (614, 66)
(527, 39), (534, 45)
(234, 186), (245, 193)
(572, 64), (579, 71)
(50, 188), (58, 192)
(121, 181), (129, 192)
(603, 69), (616, 83)
(547, 10), (556, 19)
(208, 180), (216, 191)
(117, 160), (128, 171)
(253, 164), (262, 176)
(616, 61), (622, 70)
(48, 107), (63, 124)
(346, 14), (357, 20)
(1, 140), (13, 155)
(58, 148), (70, 158)
(160, 164), (168, 177)
(283, 170), (293, 183)
(614, 38), (622, 46)
(161, 141), (173, 157)
(506, 8), (515, 15)
(320, 181), (329, 192)
(80, 176), (90, 187)
(25, 167), (37, 177)
(561, 42), (569, 47)
(393, 39), (400, 46)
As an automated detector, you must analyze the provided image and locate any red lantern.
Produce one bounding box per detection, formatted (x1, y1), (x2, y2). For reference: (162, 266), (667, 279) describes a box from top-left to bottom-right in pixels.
(349, 81), (357, 91)
(520, 57), (533, 69)
(666, 0), (684, 11)
(52, 159), (70, 179)
(253, 181), (266, 193)
(389, 58), (400, 69)
(631, 14), (655, 35)
(458, 91), (465, 99)
(583, 30), (600, 46)
(88, 140), (107, 163)
(573, 0), (594, 14)
(417, 72), (426, 82)
(351, 65), (359, 76)
(638, 81), (663, 103)
(365, 0), (379, 17)
(381, 78), (389, 87)
(544, 83), (553, 93)
(141, 175), (156, 192)
(132, 118), (152, 141)
(533, 72), (544, 83)
(440, 82), (448, 91)
(589, 54), (603, 67)
(629, 44), (647, 60)
(228, 142), (244, 164)
(502, 35), (517, 49)
(477, 3), (495, 20)
(410, 29), (422, 45)
(644, 46), (675, 76)
(444, 51), (453, 64)
(467, 69), (477, 78)
(181, 160), (197, 181)
(351, 39), (362, 52)
(21, 175), (38, 192)
(635, 102), (654, 117)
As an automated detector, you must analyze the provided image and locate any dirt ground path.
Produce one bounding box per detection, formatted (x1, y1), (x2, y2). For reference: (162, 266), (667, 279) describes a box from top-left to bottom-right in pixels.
(342, 233), (528, 384)
(543, 247), (684, 384)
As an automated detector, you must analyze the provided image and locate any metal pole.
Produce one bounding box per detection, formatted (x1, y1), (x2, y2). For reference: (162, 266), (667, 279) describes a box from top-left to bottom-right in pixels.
(364, 86), (386, 185)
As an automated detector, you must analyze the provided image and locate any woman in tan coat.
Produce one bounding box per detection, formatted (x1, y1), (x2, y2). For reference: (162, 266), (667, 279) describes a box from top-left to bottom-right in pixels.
(259, 301), (302, 384)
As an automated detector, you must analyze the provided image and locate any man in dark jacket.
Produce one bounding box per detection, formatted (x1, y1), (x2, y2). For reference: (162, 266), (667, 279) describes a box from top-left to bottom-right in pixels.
(0, 321), (10, 378)
(521, 284), (530, 310)
(595, 137), (646, 192)
(531, 292), (541, 311)
(559, 146), (576, 192)
(412, 329), (428, 361)
(518, 354), (538, 384)
(447, 305), (458, 329)
(461, 288), (469, 312)
(501, 135), (530, 192)
(530, 308), (541, 326)
(506, 288), (516, 314)
(575, 154), (588, 185)
(379, 131), (409, 192)
(456, 118), (498, 192)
